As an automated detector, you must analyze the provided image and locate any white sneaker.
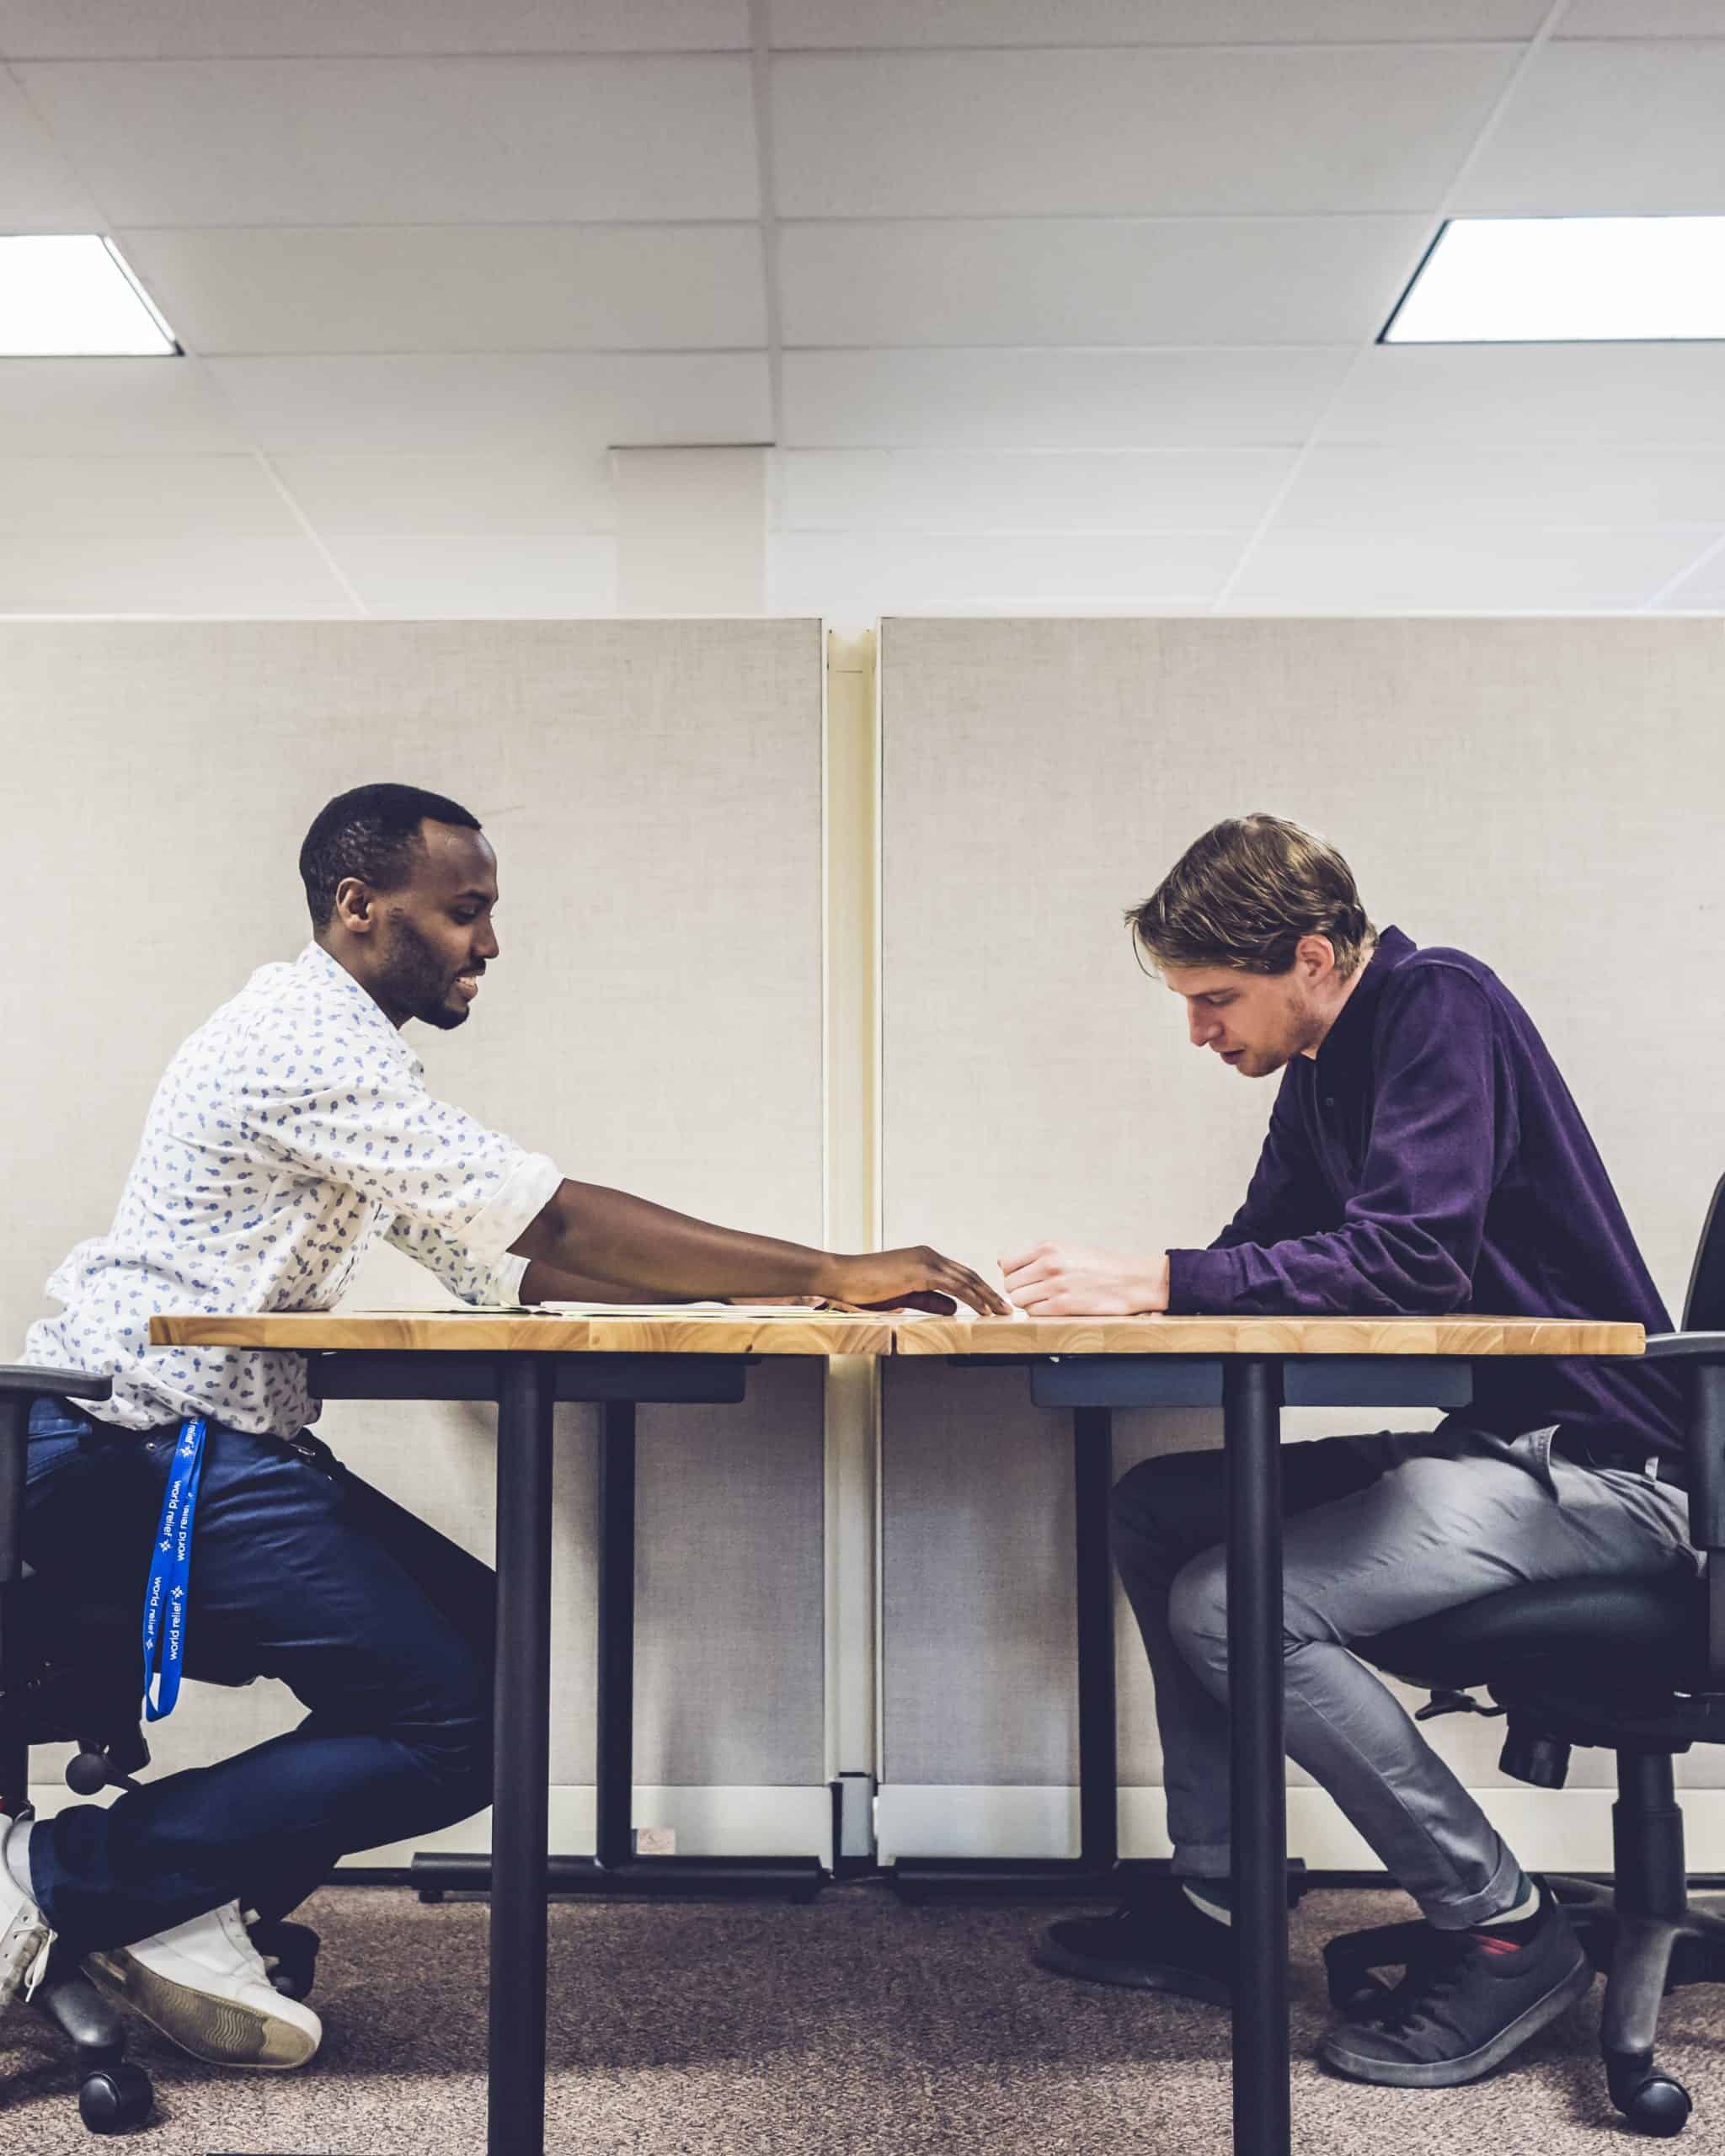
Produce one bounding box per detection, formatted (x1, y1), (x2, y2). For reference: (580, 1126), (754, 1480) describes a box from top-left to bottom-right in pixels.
(84, 1899), (321, 2069)
(0, 1812), (54, 2007)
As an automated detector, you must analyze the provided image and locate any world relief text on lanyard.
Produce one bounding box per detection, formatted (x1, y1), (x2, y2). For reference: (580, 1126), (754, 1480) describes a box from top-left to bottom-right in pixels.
(142, 1417), (208, 1722)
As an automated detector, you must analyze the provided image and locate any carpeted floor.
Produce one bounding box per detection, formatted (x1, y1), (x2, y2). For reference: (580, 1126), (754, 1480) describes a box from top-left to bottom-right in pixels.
(3, 1881), (1722, 2153)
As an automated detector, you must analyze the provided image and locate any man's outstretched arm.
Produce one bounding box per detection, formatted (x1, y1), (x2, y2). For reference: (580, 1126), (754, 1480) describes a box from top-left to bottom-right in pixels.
(510, 1180), (1011, 1315)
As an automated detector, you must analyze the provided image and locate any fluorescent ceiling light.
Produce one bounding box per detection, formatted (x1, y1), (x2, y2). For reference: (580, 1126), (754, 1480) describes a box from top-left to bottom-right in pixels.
(0, 235), (178, 356)
(1383, 216), (1725, 344)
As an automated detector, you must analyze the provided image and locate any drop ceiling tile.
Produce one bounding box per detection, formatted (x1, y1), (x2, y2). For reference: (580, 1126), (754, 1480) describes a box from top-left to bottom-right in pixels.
(0, 360), (251, 453)
(118, 226), (768, 355)
(779, 449), (1295, 531)
(0, 69), (103, 227)
(771, 530), (1238, 611)
(1652, 539), (1725, 608)
(772, 47), (1517, 217)
(0, 454), (299, 536)
(0, 532), (358, 615)
(783, 348), (1349, 450)
(323, 533), (617, 616)
(1557, 3), (1725, 35)
(275, 452), (615, 536)
(0, 1), (749, 56)
(1278, 445), (1725, 530)
(206, 353), (772, 454)
(1225, 526), (1715, 611)
(1322, 345), (1725, 446)
(1455, 40), (1725, 212)
(771, 1), (1545, 45)
(16, 56), (760, 225)
(780, 216), (1431, 348)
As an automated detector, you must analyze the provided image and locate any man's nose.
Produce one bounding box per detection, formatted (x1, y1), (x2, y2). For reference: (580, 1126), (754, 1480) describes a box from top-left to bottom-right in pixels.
(1188, 1006), (1215, 1047)
(477, 921), (500, 962)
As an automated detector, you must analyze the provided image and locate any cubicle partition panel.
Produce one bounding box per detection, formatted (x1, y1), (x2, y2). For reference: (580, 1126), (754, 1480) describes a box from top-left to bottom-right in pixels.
(878, 615), (1725, 1870)
(3, 619), (830, 1860)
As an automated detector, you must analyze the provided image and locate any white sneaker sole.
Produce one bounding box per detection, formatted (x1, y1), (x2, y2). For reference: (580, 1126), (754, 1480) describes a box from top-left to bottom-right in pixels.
(83, 1946), (319, 2070)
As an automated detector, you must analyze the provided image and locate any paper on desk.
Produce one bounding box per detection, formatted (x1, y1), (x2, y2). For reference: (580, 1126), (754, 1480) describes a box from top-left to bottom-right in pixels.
(535, 1299), (882, 1318)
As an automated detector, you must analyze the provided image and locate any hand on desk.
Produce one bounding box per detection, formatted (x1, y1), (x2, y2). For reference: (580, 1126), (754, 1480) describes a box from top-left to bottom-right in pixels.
(821, 1247), (1012, 1318)
(736, 1292), (953, 1314)
(1001, 1243), (1171, 1317)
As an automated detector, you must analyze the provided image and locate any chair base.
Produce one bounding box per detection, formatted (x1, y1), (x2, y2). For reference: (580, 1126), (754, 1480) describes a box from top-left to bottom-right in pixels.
(30, 1953), (153, 2135)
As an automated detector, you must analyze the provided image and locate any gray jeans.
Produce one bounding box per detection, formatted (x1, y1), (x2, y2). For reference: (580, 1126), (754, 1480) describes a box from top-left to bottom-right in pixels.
(1111, 1419), (1695, 1929)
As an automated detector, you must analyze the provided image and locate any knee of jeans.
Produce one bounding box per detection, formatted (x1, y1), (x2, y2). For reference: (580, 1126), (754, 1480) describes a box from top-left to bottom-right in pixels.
(393, 1673), (492, 1801)
(1167, 1548), (1229, 1667)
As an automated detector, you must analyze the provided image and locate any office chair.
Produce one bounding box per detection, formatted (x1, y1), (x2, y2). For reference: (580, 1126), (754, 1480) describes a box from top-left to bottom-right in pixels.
(1340, 1182), (1725, 2138)
(1, 1367), (318, 2135)
(1, 1364), (155, 2130)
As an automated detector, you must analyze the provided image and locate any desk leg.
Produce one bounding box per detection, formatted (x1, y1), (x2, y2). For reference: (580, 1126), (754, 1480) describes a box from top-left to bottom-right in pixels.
(417, 1380), (820, 1908)
(892, 1400), (1120, 1900)
(1073, 1406), (1119, 1875)
(595, 1400), (636, 1871)
(489, 1355), (554, 2156)
(0, 1399), (26, 1812)
(1225, 1358), (1290, 2156)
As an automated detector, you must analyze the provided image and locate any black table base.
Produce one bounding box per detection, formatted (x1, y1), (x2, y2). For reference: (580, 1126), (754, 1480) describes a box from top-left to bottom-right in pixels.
(885, 1351), (1477, 2156)
(304, 1350), (831, 2156)
(890, 1401), (1120, 1899)
(410, 1852), (822, 1901)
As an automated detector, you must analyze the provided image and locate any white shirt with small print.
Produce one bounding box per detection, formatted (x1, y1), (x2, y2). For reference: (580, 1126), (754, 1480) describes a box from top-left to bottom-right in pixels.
(24, 942), (563, 1437)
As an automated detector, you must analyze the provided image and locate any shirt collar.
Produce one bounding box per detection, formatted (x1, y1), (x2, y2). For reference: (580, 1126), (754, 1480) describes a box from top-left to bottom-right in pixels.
(1313, 923), (1414, 1075)
(295, 942), (423, 1074)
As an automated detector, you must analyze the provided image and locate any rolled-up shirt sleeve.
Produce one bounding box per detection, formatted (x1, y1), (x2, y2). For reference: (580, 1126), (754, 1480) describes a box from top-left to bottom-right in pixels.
(242, 1058), (562, 1267)
(1167, 966), (1512, 1316)
(384, 1213), (531, 1306)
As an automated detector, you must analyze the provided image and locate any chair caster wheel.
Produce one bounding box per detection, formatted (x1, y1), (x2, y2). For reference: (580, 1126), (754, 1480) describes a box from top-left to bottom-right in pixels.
(1616, 2074), (1691, 2138)
(78, 2059), (152, 2133)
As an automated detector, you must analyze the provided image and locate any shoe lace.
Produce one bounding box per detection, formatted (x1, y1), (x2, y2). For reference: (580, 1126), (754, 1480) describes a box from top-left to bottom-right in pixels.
(1370, 1929), (1477, 2041)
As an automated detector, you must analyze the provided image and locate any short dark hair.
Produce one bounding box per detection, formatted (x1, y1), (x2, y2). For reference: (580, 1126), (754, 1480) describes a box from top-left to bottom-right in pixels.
(1126, 814), (1375, 979)
(299, 783), (481, 930)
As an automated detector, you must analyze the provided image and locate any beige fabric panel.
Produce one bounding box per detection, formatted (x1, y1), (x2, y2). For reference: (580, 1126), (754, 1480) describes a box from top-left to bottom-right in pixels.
(880, 616), (1725, 1802)
(4, 619), (827, 1795)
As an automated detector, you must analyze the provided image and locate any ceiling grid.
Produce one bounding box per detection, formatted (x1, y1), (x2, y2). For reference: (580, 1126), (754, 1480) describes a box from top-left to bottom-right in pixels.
(0, 0), (1720, 618)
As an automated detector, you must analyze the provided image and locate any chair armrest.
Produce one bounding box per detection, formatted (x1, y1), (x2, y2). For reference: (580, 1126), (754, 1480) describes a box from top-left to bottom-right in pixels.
(0, 1366), (112, 1401)
(1643, 1332), (1725, 1362)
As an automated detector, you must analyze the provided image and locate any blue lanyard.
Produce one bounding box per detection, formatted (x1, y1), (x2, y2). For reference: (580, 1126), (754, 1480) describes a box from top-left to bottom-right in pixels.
(142, 1417), (207, 1723)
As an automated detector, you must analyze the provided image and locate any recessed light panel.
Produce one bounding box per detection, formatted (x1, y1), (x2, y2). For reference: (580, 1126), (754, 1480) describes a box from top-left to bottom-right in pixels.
(1384, 217), (1725, 344)
(0, 235), (178, 357)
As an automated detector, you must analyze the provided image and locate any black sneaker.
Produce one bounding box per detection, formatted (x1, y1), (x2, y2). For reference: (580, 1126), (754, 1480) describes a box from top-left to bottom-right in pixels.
(1319, 1883), (1592, 2088)
(1033, 1883), (1233, 2006)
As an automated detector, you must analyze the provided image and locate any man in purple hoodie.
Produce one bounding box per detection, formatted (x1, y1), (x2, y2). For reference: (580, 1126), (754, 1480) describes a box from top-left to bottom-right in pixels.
(1006, 814), (1693, 2089)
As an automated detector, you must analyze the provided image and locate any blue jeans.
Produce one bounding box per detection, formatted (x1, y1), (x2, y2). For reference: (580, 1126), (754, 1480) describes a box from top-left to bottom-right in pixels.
(23, 1399), (495, 1950)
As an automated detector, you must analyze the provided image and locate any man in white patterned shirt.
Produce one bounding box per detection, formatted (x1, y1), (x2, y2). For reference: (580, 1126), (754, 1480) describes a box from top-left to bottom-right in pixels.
(6, 782), (1005, 2069)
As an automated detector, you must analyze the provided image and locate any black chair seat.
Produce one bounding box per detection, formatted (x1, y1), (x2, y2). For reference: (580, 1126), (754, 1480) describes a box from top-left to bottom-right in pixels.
(1363, 1572), (1709, 1694)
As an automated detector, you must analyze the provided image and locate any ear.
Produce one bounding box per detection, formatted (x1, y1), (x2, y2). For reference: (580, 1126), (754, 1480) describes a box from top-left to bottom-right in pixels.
(332, 877), (377, 937)
(1294, 932), (1336, 984)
